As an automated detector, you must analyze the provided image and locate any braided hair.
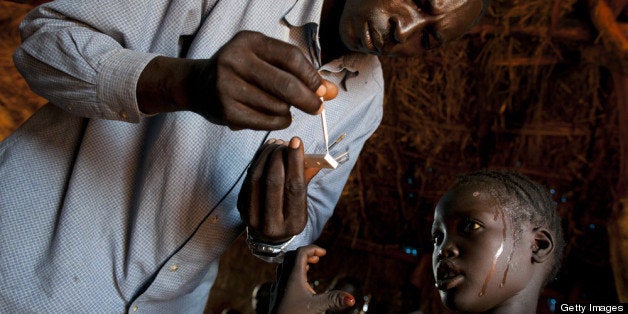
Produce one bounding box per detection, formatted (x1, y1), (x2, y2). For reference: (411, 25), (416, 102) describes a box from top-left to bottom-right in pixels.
(450, 169), (565, 286)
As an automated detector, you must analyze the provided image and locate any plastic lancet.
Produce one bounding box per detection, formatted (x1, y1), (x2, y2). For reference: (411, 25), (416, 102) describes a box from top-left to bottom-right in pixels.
(320, 99), (331, 155)
(303, 97), (338, 169)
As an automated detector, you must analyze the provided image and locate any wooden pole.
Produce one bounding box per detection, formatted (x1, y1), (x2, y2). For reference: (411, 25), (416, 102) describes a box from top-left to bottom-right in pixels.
(587, 0), (628, 301)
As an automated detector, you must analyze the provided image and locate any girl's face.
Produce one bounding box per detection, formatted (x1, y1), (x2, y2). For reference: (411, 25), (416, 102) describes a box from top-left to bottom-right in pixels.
(431, 185), (536, 312)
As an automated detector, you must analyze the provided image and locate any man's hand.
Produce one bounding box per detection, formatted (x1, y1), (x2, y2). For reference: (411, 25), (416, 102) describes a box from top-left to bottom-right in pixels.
(138, 31), (334, 131)
(238, 137), (317, 243)
(195, 31), (326, 130)
(274, 245), (355, 314)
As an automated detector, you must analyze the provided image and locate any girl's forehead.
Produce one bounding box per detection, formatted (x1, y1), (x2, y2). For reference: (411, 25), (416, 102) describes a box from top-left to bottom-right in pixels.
(438, 185), (500, 209)
(434, 185), (510, 220)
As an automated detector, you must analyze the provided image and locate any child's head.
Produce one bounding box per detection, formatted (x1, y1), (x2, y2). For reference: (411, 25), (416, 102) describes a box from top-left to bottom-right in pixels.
(431, 170), (565, 313)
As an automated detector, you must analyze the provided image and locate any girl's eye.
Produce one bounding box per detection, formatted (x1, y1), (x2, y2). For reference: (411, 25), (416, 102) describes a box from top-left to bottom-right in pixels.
(432, 231), (443, 246)
(463, 221), (482, 233)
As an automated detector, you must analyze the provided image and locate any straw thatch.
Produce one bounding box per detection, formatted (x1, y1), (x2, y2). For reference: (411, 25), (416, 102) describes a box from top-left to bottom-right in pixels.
(305, 0), (622, 311)
(0, 1), (47, 140)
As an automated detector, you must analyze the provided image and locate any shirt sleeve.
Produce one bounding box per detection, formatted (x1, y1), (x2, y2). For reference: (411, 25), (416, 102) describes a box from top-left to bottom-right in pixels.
(12, 1), (186, 123)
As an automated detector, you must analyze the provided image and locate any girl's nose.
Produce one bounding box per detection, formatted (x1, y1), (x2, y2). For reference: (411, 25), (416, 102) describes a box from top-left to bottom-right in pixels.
(437, 241), (459, 260)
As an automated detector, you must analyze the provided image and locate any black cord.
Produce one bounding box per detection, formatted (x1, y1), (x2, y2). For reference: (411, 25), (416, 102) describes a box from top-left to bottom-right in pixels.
(128, 130), (271, 308)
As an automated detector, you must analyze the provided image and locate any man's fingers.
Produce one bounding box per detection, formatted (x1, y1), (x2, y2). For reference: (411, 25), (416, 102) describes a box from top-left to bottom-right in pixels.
(223, 76), (292, 116)
(262, 144), (288, 239)
(243, 61), (322, 115)
(252, 35), (322, 91)
(283, 137), (307, 234)
(224, 101), (292, 130)
(240, 140), (281, 229)
(203, 31), (341, 130)
(245, 33), (323, 115)
(240, 136), (312, 243)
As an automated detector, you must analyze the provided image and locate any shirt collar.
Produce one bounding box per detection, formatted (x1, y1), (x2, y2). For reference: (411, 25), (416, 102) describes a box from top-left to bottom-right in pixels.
(321, 53), (367, 74)
(284, 0), (325, 27)
(284, 0), (373, 88)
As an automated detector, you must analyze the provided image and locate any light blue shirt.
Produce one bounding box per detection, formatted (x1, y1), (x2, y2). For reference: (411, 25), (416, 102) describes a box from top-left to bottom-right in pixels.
(0, 0), (383, 312)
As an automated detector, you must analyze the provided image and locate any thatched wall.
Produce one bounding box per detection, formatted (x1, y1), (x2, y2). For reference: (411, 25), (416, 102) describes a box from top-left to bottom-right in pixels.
(0, 1), (46, 139)
(311, 0), (621, 312)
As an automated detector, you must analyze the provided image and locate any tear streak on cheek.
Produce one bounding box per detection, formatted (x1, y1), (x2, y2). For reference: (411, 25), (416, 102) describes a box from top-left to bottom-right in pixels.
(479, 207), (507, 297)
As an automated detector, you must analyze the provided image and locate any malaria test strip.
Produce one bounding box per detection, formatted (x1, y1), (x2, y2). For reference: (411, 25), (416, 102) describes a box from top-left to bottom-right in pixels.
(304, 98), (339, 169)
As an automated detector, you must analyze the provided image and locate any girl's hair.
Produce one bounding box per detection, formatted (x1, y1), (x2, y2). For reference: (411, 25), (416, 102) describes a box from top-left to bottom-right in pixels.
(450, 169), (565, 285)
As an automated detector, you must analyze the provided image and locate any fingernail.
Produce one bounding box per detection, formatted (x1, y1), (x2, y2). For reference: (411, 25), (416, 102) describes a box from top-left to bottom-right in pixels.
(344, 295), (355, 306)
(315, 84), (326, 97)
(266, 139), (276, 144)
(290, 137), (301, 149)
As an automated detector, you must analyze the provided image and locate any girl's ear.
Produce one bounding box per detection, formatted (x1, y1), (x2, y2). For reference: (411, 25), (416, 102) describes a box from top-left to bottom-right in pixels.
(532, 228), (554, 263)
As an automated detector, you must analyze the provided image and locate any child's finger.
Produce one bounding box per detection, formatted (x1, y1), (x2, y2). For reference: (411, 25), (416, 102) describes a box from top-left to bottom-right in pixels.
(309, 291), (355, 313)
(321, 79), (338, 100)
(305, 167), (321, 184)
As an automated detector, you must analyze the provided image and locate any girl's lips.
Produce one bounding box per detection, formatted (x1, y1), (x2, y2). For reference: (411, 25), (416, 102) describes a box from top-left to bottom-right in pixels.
(435, 261), (464, 290)
(436, 274), (464, 291)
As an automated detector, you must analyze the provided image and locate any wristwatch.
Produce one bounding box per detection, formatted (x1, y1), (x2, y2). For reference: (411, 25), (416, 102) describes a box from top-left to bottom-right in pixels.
(245, 227), (296, 263)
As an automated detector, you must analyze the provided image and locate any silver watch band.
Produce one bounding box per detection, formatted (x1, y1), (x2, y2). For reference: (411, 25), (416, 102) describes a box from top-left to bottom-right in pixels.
(245, 227), (296, 263)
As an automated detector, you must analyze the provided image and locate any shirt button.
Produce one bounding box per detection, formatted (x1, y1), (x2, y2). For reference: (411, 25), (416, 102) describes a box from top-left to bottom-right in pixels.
(169, 264), (179, 272)
(211, 216), (218, 223)
(132, 305), (138, 312)
(120, 111), (128, 120)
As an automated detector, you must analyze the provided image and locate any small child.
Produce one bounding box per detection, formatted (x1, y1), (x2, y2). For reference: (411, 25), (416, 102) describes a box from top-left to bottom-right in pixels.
(431, 170), (565, 313)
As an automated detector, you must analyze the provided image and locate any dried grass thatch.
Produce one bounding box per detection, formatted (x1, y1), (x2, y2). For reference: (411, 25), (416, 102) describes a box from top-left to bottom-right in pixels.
(313, 0), (620, 312)
(0, 1), (47, 140)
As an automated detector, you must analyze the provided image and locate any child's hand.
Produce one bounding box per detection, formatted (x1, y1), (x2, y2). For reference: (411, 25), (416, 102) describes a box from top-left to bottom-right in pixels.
(275, 245), (355, 314)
